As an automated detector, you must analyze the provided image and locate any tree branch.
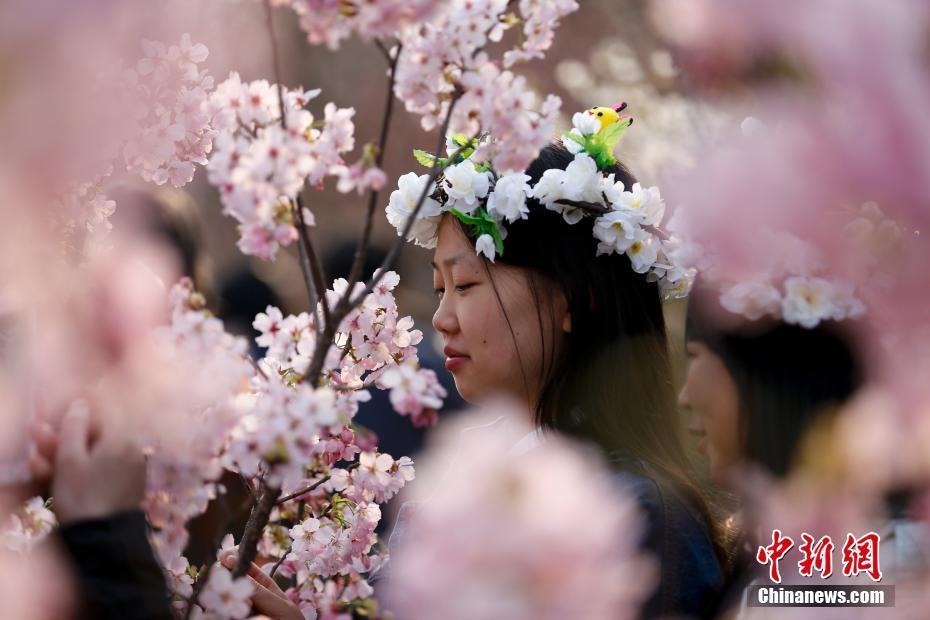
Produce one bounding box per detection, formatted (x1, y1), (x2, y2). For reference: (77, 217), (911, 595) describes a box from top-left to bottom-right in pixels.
(349, 98), (469, 308)
(233, 481), (280, 579)
(344, 40), (402, 295)
(295, 194), (331, 326)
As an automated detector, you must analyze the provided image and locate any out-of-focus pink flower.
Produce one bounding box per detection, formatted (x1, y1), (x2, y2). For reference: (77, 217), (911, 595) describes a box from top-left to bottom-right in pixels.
(386, 408), (656, 620)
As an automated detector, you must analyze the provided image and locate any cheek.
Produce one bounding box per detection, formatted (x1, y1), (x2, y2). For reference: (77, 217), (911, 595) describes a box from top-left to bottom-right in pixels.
(704, 378), (741, 469)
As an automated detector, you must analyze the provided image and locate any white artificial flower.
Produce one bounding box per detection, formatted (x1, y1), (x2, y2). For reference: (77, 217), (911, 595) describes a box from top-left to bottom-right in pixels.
(593, 210), (637, 255)
(386, 172), (444, 248)
(720, 280), (783, 321)
(600, 173), (625, 205)
(660, 266), (697, 300)
(442, 159), (491, 214)
(562, 153), (603, 202)
(830, 280), (867, 320)
(781, 276), (839, 328)
(626, 229), (660, 273)
(530, 167), (568, 204)
(612, 182), (665, 226)
(486, 172), (531, 222)
(561, 128), (584, 154)
(532, 153), (602, 224)
(475, 234), (497, 262)
(767, 232), (823, 278)
(571, 111), (601, 136)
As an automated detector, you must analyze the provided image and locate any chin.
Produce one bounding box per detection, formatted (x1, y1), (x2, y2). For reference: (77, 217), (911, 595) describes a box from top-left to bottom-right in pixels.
(451, 377), (480, 404)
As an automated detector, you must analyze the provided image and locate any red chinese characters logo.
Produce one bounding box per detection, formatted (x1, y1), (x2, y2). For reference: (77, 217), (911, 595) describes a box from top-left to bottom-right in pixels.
(842, 532), (882, 582)
(756, 531), (882, 583)
(756, 529), (795, 584)
(798, 533), (834, 578)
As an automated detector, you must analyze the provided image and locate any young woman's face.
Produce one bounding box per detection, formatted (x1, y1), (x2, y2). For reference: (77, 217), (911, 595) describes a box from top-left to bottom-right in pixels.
(679, 340), (742, 486)
(431, 215), (570, 409)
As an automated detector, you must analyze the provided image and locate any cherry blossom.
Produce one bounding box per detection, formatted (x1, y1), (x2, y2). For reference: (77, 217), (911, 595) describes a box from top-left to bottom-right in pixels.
(393, 0), (572, 172)
(377, 362), (446, 426)
(206, 74), (357, 260)
(284, 0), (443, 51)
(0, 497), (56, 553)
(198, 565), (255, 619)
(121, 35), (216, 188)
(386, 409), (657, 620)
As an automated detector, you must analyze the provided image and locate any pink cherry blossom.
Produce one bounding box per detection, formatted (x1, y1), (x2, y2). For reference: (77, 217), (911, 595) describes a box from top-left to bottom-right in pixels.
(206, 74), (356, 260)
(121, 35), (216, 188)
(386, 409), (657, 620)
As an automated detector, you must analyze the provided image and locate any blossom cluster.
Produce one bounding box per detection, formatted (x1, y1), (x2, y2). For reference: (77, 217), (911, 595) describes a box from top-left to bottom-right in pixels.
(331, 450), (416, 504)
(666, 200), (894, 328)
(206, 73), (357, 259)
(386, 113), (694, 298)
(386, 410), (656, 620)
(153, 274), (428, 614)
(393, 0), (576, 173)
(0, 497), (56, 554)
(252, 271), (445, 425)
(282, 0), (443, 51)
(144, 278), (254, 598)
(121, 35), (216, 188)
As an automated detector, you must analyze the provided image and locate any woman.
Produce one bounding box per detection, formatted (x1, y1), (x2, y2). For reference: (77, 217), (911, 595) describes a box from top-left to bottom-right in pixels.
(679, 285), (865, 616)
(680, 290), (864, 486)
(249, 114), (725, 618)
(422, 137), (724, 616)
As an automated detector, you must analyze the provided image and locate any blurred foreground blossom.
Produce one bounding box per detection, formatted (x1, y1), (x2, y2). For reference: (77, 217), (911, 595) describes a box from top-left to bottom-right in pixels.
(386, 406), (656, 620)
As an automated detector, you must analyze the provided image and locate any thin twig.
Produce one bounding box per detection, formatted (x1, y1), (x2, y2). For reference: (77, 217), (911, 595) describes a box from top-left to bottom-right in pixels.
(246, 353), (269, 380)
(276, 475), (331, 505)
(295, 194), (331, 325)
(265, 0), (329, 326)
(373, 38), (394, 65)
(264, 0), (289, 125)
(349, 100), (469, 308)
(233, 482), (280, 578)
(293, 212), (323, 326)
(344, 40), (402, 294)
(269, 544), (292, 578)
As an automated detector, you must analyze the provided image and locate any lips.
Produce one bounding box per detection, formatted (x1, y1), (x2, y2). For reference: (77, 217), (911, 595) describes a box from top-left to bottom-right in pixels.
(443, 345), (470, 372)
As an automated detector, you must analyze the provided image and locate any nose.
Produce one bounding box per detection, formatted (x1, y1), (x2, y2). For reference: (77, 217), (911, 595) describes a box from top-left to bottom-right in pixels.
(432, 293), (459, 336)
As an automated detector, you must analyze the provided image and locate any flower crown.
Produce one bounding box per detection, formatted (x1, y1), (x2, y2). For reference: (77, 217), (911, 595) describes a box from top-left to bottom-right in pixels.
(385, 105), (695, 300)
(666, 201), (906, 329)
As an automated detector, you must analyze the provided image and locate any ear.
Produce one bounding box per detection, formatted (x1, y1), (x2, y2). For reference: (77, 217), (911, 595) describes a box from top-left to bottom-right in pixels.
(561, 312), (572, 334)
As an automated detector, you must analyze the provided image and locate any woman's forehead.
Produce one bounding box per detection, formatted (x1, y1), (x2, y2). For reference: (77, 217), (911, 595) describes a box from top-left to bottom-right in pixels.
(434, 216), (480, 268)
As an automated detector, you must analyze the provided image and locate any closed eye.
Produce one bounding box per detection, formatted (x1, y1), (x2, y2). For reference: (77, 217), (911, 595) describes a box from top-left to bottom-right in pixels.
(434, 283), (475, 299)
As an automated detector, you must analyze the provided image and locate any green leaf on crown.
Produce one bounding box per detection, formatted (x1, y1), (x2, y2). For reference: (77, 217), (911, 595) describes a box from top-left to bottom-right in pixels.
(413, 149), (447, 168)
(449, 207), (505, 256)
(564, 116), (633, 170)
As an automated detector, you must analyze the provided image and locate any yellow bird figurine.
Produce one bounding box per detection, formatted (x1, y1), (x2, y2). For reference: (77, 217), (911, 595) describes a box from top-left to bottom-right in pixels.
(586, 102), (631, 133)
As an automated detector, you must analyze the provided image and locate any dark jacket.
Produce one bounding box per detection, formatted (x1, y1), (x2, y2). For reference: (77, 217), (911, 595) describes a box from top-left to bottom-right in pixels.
(610, 456), (724, 619)
(58, 510), (173, 620)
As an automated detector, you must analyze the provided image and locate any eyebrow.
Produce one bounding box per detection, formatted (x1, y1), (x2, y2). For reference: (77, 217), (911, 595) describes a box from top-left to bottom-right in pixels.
(430, 253), (469, 270)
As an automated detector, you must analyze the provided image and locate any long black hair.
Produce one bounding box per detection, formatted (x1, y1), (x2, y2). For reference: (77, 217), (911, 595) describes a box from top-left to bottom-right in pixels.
(685, 285), (865, 478)
(455, 143), (715, 537)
